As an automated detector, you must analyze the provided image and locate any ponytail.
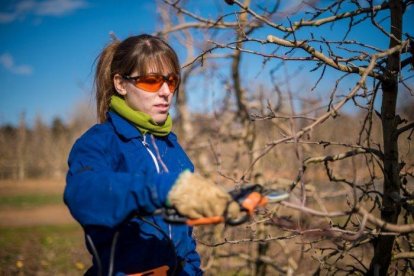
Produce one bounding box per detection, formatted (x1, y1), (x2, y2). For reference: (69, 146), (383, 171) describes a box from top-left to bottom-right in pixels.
(95, 40), (120, 123)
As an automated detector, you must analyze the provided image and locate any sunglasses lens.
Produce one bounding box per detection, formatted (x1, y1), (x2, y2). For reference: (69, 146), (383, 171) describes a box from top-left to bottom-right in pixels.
(136, 75), (163, 92)
(167, 75), (179, 92)
(133, 74), (179, 93)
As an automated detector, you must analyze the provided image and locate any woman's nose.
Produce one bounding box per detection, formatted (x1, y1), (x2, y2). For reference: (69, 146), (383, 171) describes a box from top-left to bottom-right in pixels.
(158, 82), (171, 96)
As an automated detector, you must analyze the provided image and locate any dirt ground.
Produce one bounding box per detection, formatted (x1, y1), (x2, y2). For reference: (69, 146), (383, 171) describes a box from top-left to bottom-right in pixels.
(0, 205), (75, 226)
(0, 178), (76, 227)
(0, 178), (66, 196)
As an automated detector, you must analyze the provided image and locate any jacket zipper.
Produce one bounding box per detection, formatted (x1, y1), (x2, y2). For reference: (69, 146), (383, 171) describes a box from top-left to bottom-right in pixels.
(142, 135), (160, 173)
(141, 135), (172, 240)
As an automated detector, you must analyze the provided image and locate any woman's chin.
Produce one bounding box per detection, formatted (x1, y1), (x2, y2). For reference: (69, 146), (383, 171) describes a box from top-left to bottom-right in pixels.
(152, 114), (168, 124)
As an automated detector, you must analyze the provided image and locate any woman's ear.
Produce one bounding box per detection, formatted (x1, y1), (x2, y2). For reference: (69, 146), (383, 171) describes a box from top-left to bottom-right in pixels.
(113, 74), (127, 96)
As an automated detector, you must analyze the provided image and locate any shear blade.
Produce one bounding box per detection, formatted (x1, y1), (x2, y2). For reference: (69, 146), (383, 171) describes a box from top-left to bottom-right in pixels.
(266, 191), (289, 202)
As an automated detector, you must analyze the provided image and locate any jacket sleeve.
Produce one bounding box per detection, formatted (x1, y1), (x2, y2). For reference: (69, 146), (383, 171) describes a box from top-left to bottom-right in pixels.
(63, 128), (180, 228)
(182, 227), (204, 275)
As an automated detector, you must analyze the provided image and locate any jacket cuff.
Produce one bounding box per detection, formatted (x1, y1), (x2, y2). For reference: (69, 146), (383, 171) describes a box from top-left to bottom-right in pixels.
(156, 172), (182, 207)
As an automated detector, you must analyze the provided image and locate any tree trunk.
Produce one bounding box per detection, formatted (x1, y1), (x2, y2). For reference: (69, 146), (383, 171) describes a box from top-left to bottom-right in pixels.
(176, 83), (194, 143)
(255, 242), (269, 276)
(367, 0), (402, 274)
(17, 112), (26, 180)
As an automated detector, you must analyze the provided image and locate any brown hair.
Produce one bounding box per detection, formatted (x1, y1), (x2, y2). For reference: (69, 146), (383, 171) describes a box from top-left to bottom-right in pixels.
(94, 34), (181, 123)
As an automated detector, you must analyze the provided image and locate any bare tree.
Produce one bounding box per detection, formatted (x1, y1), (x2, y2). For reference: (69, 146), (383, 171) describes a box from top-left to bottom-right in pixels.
(158, 0), (414, 274)
(16, 112), (27, 180)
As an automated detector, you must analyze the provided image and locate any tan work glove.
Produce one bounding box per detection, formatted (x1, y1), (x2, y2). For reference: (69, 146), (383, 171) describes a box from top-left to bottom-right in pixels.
(168, 171), (240, 220)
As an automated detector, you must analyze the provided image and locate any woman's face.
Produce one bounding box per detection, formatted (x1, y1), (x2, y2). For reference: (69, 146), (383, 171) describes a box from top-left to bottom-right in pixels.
(114, 68), (175, 124)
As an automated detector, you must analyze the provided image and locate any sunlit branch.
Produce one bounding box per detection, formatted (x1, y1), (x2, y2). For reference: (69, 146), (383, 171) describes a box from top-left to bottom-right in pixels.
(311, 39), (384, 52)
(356, 206), (414, 233)
(196, 233), (299, 247)
(160, 0), (248, 32)
(304, 148), (383, 165)
(397, 121), (414, 136)
(392, 252), (414, 260)
(266, 35), (384, 80)
(182, 39), (316, 69)
(278, 201), (414, 234)
(230, 0), (389, 32)
(368, 1), (402, 44)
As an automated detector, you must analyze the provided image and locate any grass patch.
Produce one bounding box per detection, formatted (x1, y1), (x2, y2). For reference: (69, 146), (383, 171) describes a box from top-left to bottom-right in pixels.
(0, 224), (90, 275)
(0, 194), (63, 209)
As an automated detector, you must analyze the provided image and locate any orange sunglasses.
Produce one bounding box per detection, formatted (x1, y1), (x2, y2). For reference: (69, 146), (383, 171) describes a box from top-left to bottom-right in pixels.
(122, 73), (179, 93)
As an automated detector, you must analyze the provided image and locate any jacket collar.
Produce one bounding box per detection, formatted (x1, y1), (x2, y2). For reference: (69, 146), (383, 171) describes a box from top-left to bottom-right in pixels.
(108, 111), (143, 140)
(107, 111), (176, 141)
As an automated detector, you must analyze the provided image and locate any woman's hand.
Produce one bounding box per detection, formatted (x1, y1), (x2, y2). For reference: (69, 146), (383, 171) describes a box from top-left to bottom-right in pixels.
(168, 171), (240, 220)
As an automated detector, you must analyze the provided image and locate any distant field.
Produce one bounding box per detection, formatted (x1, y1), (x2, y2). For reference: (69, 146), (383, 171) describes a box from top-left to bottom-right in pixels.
(0, 193), (62, 208)
(0, 179), (90, 275)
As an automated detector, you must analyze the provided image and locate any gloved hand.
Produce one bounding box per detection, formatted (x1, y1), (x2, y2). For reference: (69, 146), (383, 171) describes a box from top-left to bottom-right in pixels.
(167, 171), (240, 220)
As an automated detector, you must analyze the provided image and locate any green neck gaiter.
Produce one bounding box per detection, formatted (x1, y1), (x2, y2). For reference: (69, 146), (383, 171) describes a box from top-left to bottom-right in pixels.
(110, 95), (172, 136)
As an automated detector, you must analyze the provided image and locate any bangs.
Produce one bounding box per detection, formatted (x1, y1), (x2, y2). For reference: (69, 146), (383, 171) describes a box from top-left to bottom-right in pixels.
(134, 52), (179, 76)
(111, 34), (181, 79)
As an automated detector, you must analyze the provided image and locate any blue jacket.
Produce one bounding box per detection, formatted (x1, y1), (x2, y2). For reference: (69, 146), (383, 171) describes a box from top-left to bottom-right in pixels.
(64, 111), (203, 275)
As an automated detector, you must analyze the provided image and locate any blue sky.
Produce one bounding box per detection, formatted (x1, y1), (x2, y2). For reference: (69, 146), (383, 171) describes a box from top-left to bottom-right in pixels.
(0, 0), (158, 126)
(1, 0), (413, 127)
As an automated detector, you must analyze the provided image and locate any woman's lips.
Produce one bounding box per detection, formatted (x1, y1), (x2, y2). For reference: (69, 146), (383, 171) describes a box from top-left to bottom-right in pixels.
(154, 104), (169, 112)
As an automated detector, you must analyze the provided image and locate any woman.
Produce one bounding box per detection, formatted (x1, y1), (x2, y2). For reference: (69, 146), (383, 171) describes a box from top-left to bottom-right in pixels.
(64, 34), (239, 276)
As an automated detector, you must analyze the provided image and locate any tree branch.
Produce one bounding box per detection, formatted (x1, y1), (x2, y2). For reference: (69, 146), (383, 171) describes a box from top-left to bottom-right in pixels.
(230, 0), (389, 32)
(304, 148), (384, 165)
(356, 206), (414, 233)
(266, 35), (384, 80)
(392, 251), (414, 260)
(397, 121), (414, 136)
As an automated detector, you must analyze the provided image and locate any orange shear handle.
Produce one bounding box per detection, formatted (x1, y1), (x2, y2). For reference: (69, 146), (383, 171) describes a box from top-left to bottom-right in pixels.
(128, 265), (169, 276)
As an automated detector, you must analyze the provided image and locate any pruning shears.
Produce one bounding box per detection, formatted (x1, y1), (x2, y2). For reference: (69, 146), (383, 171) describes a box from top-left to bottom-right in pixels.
(162, 184), (289, 226)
